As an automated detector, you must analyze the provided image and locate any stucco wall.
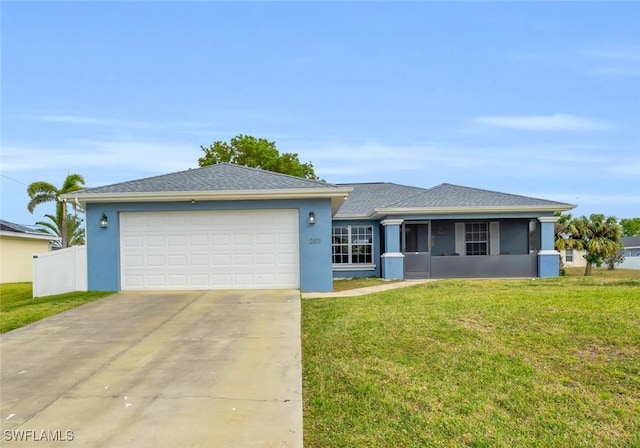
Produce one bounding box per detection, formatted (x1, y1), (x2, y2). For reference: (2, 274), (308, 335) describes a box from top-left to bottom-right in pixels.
(0, 236), (52, 283)
(85, 198), (334, 292)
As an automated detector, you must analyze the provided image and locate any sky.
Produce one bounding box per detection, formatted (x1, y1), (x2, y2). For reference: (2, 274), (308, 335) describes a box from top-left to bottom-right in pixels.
(1, 1), (639, 228)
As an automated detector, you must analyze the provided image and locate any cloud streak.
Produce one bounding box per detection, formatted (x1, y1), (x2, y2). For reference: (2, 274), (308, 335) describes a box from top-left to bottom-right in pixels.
(472, 114), (611, 131)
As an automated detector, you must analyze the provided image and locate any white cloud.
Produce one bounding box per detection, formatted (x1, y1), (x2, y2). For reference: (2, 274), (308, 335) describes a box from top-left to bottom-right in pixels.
(608, 161), (640, 177)
(1, 140), (198, 175)
(31, 115), (158, 130)
(472, 114), (611, 131)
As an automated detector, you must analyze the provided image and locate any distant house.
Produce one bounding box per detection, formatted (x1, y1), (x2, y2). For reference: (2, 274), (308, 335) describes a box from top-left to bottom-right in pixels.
(64, 163), (574, 292)
(0, 219), (59, 283)
(560, 248), (587, 268)
(621, 236), (640, 257)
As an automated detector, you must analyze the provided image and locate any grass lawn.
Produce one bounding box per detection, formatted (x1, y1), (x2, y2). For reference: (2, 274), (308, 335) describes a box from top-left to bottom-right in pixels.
(303, 269), (640, 447)
(0, 283), (114, 334)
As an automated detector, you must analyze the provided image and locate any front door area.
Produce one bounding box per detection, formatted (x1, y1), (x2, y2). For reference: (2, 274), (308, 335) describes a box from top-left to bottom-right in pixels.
(402, 221), (431, 279)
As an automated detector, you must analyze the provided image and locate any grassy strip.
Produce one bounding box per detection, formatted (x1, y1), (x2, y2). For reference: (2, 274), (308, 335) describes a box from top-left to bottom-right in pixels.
(303, 271), (640, 447)
(0, 283), (113, 334)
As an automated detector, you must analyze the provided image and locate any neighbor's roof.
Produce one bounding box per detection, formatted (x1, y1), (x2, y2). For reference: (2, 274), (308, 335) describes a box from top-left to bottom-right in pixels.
(335, 182), (575, 218)
(0, 219), (60, 241)
(64, 163), (352, 213)
(622, 236), (640, 248)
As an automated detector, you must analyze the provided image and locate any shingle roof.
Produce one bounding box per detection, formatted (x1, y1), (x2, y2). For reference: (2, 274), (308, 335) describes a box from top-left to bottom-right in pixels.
(334, 183), (431, 217)
(622, 236), (640, 248)
(77, 163), (338, 194)
(0, 219), (41, 235)
(335, 182), (574, 218)
(385, 183), (571, 209)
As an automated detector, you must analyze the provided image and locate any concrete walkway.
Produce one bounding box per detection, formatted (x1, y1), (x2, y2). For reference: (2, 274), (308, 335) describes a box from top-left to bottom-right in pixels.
(302, 279), (432, 299)
(1, 290), (302, 447)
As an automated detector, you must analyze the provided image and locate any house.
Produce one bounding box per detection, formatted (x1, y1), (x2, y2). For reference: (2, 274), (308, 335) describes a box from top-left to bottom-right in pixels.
(560, 248), (587, 268)
(621, 236), (640, 257)
(64, 163), (575, 293)
(0, 219), (59, 283)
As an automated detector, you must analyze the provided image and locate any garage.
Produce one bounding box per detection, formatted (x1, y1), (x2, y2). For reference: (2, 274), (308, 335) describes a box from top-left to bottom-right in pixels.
(120, 209), (299, 290)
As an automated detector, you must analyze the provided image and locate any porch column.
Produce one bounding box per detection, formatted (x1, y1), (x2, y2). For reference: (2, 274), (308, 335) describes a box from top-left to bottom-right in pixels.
(381, 219), (404, 280)
(538, 216), (560, 278)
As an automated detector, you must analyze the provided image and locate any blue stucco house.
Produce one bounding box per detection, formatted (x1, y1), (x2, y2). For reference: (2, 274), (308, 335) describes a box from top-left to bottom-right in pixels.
(65, 163), (574, 293)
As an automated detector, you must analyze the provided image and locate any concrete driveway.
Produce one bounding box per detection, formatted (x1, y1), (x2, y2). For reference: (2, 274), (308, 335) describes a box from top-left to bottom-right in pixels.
(1, 290), (302, 447)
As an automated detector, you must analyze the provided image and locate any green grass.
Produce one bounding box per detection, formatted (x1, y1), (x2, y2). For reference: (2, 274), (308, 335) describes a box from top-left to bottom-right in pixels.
(303, 271), (640, 447)
(0, 283), (113, 334)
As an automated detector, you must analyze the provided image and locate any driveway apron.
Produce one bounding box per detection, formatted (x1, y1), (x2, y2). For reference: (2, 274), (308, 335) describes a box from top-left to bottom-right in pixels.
(1, 290), (302, 447)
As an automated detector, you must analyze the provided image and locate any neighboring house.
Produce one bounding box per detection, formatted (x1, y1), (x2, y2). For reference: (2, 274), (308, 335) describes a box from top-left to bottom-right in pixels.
(621, 236), (640, 257)
(64, 163), (574, 293)
(560, 248), (587, 268)
(0, 219), (59, 283)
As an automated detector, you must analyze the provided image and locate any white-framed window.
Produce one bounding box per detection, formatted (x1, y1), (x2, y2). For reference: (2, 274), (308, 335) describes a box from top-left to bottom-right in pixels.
(565, 249), (574, 262)
(332, 225), (373, 265)
(465, 222), (488, 256)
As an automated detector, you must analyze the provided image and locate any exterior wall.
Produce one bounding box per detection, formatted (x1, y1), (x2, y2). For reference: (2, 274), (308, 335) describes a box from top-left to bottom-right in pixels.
(85, 198), (334, 293)
(560, 249), (587, 268)
(0, 236), (52, 283)
(330, 220), (381, 279)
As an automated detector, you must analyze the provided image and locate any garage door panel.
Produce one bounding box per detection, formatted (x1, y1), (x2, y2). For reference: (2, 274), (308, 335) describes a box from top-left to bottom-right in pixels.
(120, 210), (299, 290)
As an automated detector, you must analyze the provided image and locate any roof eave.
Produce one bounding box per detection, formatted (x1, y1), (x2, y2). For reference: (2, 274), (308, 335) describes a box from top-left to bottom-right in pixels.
(63, 187), (354, 216)
(0, 230), (61, 241)
(370, 204), (576, 218)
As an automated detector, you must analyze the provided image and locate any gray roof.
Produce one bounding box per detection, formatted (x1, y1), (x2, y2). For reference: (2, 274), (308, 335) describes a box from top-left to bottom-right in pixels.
(334, 183), (430, 217)
(0, 219), (41, 235)
(77, 163), (338, 194)
(622, 236), (640, 248)
(335, 182), (574, 218)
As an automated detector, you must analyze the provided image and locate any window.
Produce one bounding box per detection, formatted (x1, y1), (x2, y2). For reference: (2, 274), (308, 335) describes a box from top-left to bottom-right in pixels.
(565, 249), (573, 262)
(332, 225), (373, 265)
(465, 222), (488, 256)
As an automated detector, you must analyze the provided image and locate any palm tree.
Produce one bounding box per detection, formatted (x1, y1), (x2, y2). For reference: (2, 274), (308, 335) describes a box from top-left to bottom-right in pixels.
(554, 213), (584, 275)
(27, 174), (85, 248)
(573, 214), (623, 276)
(36, 211), (85, 248)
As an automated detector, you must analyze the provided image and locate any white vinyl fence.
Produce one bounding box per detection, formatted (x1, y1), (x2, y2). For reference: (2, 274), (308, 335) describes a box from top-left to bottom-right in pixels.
(32, 245), (87, 297)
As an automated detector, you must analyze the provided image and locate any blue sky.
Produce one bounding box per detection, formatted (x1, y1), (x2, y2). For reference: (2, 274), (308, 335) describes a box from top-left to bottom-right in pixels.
(2, 1), (639, 227)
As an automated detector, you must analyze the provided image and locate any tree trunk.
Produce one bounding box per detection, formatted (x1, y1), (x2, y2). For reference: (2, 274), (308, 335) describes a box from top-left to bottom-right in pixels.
(584, 261), (593, 276)
(59, 203), (68, 248)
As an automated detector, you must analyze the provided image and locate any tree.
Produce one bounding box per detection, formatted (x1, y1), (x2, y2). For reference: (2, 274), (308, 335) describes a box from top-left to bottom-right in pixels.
(198, 134), (320, 180)
(27, 174), (86, 248)
(620, 218), (640, 236)
(36, 212), (85, 248)
(554, 213), (584, 275)
(573, 214), (623, 276)
(604, 250), (625, 270)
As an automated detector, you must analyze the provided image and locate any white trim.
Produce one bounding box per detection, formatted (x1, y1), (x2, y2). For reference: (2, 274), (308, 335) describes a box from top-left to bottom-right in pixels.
(538, 216), (560, 223)
(490, 221), (500, 255)
(332, 264), (376, 271)
(64, 187), (352, 203)
(0, 230), (61, 242)
(455, 223), (465, 256)
(381, 252), (404, 258)
(370, 204), (575, 219)
(381, 219), (404, 226)
(538, 250), (560, 255)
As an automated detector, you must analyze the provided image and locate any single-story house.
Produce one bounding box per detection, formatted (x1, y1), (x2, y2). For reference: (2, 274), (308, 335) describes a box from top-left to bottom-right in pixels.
(560, 248), (587, 268)
(0, 219), (59, 283)
(621, 236), (640, 258)
(65, 163), (574, 292)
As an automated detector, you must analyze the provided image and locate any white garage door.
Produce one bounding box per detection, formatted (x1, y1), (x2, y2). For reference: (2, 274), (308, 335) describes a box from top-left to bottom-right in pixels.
(120, 210), (299, 290)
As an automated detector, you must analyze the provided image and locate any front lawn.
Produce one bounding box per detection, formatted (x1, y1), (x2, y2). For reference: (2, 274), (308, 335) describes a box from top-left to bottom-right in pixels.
(0, 283), (113, 333)
(303, 271), (640, 447)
